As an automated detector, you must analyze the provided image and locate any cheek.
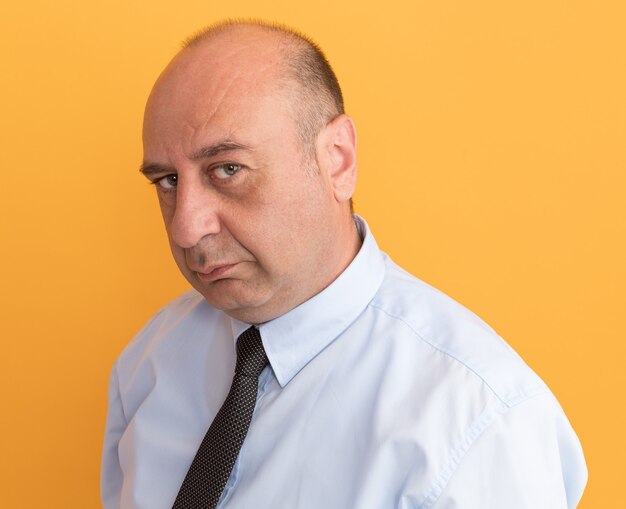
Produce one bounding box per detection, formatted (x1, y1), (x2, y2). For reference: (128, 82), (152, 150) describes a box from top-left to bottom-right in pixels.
(168, 240), (188, 271)
(160, 205), (187, 266)
(227, 172), (330, 264)
(252, 213), (315, 273)
(158, 196), (176, 226)
(227, 213), (292, 273)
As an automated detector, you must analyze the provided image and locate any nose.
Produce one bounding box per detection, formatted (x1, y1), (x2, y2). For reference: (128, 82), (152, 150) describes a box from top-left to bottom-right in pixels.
(168, 176), (221, 248)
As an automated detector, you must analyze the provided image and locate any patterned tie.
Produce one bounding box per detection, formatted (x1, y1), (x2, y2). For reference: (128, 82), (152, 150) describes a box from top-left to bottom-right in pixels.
(172, 326), (268, 508)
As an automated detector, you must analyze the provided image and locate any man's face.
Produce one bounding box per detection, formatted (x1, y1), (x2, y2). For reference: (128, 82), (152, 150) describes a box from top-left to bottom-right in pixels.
(141, 33), (356, 323)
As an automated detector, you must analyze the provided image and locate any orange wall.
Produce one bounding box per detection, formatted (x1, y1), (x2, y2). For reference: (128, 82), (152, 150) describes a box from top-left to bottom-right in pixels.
(1, 1), (624, 506)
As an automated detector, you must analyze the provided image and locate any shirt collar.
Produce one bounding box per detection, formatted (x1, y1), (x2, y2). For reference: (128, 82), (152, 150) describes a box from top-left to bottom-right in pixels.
(231, 215), (386, 387)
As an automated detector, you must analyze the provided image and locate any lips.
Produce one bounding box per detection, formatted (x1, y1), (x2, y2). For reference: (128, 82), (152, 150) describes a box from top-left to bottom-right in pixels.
(194, 263), (238, 282)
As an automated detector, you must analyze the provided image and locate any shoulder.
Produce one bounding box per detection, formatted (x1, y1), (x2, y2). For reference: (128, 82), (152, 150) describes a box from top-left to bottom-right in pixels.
(369, 255), (548, 407)
(114, 290), (221, 379)
(360, 254), (586, 506)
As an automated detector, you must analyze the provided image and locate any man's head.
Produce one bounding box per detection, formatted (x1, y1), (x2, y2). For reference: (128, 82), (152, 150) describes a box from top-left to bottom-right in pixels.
(141, 21), (360, 324)
(182, 22), (347, 162)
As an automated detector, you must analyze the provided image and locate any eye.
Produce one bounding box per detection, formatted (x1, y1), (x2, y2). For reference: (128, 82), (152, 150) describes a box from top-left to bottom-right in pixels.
(212, 163), (241, 180)
(156, 175), (178, 189)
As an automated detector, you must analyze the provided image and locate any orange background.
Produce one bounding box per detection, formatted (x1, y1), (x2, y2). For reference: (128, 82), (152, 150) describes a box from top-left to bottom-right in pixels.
(1, 1), (624, 507)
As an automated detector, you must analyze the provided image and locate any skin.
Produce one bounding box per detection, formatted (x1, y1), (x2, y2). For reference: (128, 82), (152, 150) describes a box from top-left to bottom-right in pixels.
(142, 26), (361, 324)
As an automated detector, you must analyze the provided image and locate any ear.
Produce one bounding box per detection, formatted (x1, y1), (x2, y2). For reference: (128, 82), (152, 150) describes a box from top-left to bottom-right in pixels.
(315, 114), (357, 203)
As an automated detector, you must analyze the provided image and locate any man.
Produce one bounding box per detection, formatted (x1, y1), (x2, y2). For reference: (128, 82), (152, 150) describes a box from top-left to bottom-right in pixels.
(102, 21), (587, 509)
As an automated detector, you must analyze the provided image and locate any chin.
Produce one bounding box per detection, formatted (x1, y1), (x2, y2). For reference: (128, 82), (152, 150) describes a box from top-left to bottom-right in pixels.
(197, 282), (275, 322)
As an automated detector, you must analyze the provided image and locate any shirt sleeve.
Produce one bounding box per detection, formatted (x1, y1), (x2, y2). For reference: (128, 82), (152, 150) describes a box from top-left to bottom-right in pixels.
(101, 360), (127, 509)
(430, 393), (587, 509)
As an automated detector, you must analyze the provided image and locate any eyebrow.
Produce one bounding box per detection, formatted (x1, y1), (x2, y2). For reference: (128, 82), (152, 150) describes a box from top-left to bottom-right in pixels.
(139, 141), (253, 176)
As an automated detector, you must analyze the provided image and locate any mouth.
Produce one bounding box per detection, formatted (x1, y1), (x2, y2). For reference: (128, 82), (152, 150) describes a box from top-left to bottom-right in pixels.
(194, 263), (238, 282)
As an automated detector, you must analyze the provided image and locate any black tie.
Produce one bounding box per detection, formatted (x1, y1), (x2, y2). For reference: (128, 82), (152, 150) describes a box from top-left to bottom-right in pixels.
(173, 326), (268, 508)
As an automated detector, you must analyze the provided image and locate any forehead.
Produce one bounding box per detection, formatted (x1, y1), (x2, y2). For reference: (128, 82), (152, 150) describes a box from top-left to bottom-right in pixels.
(143, 31), (297, 151)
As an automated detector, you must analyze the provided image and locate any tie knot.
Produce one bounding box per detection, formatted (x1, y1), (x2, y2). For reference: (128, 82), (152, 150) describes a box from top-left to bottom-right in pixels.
(235, 326), (268, 378)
